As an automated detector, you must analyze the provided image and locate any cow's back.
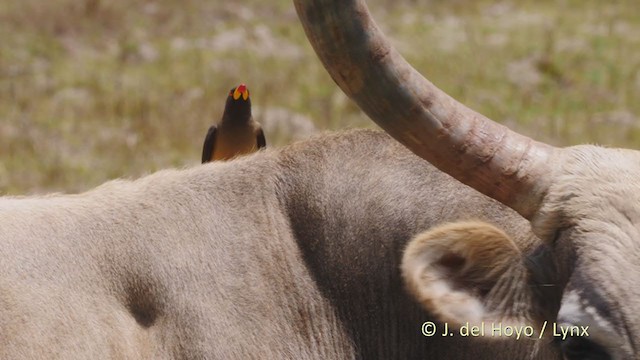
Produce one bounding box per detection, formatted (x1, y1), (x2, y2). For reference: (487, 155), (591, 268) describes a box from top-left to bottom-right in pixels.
(0, 130), (561, 359)
(0, 157), (355, 359)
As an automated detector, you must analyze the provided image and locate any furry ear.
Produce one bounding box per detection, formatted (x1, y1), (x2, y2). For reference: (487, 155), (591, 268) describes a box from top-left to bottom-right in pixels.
(402, 221), (529, 327)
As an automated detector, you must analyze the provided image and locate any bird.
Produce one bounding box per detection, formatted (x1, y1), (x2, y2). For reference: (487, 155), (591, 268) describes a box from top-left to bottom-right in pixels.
(201, 83), (266, 163)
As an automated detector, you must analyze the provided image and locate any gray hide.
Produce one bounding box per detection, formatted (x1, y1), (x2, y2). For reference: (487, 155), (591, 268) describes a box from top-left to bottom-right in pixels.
(0, 130), (560, 359)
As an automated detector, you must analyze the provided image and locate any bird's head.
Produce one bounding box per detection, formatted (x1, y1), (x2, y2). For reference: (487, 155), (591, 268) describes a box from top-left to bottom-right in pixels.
(223, 83), (252, 120)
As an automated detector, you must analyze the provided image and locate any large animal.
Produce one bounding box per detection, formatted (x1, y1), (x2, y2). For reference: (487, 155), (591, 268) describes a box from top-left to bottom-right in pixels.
(1, 1), (625, 360)
(0, 129), (557, 359)
(296, 0), (639, 359)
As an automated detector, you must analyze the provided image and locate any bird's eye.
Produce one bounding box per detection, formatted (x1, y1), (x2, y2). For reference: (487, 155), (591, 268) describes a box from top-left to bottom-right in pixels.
(559, 336), (611, 360)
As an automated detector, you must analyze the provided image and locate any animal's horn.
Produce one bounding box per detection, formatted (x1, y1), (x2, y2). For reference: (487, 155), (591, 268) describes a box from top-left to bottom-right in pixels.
(294, 0), (557, 219)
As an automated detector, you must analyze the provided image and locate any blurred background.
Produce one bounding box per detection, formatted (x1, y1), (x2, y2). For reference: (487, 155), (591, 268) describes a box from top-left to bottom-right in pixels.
(1, 0), (639, 194)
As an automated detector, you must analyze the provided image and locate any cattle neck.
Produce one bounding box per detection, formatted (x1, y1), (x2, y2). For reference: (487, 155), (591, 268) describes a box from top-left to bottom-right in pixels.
(273, 130), (557, 359)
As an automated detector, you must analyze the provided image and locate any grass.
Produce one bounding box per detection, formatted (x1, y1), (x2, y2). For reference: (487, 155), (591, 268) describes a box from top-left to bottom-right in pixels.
(1, 0), (640, 194)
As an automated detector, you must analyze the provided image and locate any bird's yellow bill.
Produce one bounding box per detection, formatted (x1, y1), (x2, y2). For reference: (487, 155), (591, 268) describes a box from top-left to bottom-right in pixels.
(233, 87), (249, 100)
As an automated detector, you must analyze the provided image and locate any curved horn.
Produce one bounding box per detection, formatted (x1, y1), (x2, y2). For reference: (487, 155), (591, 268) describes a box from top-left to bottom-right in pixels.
(294, 0), (557, 219)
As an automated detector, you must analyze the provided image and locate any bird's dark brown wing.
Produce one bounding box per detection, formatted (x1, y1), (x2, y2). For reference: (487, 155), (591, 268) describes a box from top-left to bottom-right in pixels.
(256, 128), (266, 149)
(202, 125), (217, 163)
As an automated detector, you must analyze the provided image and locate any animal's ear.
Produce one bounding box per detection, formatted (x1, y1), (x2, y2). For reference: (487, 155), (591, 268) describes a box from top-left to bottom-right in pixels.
(402, 221), (530, 327)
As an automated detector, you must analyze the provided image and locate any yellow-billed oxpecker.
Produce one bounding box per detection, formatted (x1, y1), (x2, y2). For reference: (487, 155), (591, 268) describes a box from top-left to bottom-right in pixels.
(201, 84), (266, 162)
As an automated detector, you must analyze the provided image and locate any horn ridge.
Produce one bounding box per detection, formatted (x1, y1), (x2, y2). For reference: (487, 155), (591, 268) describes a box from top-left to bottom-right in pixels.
(294, 0), (556, 218)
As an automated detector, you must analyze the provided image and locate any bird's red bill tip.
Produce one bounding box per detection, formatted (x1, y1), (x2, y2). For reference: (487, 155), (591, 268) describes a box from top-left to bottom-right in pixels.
(233, 83), (249, 100)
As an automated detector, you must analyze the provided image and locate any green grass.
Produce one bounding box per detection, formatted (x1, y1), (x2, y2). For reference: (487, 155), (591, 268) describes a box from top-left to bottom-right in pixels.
(1, 0), (640, 194)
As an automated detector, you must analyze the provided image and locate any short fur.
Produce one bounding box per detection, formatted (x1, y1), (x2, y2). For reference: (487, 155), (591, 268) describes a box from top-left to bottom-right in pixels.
(400, 145), (640, 359)
(0, 130), (560, 359)
(402, 221), (524, 327)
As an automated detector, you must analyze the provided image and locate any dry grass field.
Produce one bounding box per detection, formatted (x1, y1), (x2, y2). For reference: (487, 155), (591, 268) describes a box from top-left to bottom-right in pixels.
(1, 0), (639, 194)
